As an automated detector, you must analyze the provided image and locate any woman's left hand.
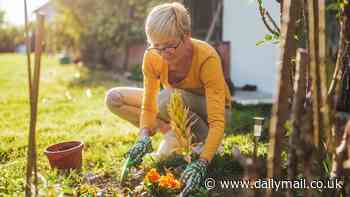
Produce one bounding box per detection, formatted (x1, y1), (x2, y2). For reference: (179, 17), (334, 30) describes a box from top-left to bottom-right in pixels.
(180, 158), (208, 196)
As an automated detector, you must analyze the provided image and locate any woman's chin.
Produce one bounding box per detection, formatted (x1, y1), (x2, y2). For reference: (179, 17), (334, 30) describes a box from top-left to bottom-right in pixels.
(163, 56), (176, 63)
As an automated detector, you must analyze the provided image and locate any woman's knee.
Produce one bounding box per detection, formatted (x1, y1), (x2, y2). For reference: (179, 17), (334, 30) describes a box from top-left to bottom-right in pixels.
(157, 89), (175, 120)
(105, 87), (124, 113)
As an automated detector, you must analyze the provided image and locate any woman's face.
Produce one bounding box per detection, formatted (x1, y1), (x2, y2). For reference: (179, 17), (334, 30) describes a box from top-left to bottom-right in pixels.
(148, 35), (188, 63)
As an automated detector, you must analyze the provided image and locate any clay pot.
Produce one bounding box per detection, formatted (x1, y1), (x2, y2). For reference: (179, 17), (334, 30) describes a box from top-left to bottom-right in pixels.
(44, 141), (84, 170)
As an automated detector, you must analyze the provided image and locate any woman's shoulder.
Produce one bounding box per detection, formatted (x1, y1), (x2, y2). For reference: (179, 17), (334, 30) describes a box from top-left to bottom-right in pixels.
(142, 50), (163, 77)
(191, 38), (220, 60)
(143, 49), (162, 62)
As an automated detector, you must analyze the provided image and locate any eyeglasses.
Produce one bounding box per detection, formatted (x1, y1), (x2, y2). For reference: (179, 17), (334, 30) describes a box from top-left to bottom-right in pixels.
(146, 40), (182, 54)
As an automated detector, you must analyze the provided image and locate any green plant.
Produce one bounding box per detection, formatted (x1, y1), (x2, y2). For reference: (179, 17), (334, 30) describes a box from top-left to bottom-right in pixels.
(167, 90), (198, 163)
(129, 64), (143, 81)
(327, 0), (349, 17)
(256, 33), (280, 46)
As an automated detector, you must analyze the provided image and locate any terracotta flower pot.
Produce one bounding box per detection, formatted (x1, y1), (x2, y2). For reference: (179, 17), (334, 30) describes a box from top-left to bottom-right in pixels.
(44, 141), (84, 170)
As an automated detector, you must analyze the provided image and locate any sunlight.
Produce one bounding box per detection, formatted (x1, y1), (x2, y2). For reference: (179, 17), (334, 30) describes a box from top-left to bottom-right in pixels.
(0, 0), (49, 25)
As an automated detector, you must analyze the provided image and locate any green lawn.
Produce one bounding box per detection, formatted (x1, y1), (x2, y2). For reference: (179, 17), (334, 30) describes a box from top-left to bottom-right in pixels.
(0, 54), (271, 196)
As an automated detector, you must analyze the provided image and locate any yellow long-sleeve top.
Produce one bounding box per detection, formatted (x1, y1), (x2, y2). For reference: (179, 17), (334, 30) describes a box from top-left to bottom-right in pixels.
(140, 38), (231, 161)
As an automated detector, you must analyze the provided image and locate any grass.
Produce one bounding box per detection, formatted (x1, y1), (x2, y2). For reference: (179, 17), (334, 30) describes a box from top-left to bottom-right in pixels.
(0, 54), (271, 196)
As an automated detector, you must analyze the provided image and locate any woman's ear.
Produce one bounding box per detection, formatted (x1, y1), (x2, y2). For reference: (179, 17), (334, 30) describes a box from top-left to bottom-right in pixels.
(183, 34), (191, 44)
(183, 32), (192, 39)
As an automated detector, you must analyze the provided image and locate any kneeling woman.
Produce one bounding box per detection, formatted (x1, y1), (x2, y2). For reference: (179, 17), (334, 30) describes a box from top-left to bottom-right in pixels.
(105, 2), (231, 195)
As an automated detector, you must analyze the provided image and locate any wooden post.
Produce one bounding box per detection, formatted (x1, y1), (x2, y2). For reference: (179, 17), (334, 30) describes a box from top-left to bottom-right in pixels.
(205, 0), (223, 42)
(25, 13), (45, 197)
(24, 0), (32, 98)
(287, 49), (308, 197)
(318, 0), (333, 153)
(24, 0), (33, 194)
(307, 0), (321, 149)
(266, 1), (301, 196)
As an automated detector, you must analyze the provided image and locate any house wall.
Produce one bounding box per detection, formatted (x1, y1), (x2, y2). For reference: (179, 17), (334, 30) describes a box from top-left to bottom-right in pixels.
(109, 43), (147, 71)
(35, 3), (56, 23)
(127, 44), (147, 68)
(223, 0), (280, 94)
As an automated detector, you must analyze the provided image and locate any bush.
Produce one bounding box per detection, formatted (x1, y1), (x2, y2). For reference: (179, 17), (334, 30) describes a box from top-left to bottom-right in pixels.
(51, 0), (166, 70)
(0, 26), (25, 52)
(128, 64), (143, 81)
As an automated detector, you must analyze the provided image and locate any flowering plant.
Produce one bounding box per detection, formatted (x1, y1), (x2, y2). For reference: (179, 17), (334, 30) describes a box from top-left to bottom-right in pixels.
(143, 168), (181, 196)
(167, 90), (199, 163)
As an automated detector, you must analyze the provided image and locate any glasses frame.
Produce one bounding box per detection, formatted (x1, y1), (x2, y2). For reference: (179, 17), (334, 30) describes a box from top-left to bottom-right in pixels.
(146, 39), (182, 54)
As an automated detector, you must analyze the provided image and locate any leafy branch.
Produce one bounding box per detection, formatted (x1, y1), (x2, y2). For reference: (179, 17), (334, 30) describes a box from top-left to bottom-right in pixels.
(257, 0), (281, 36)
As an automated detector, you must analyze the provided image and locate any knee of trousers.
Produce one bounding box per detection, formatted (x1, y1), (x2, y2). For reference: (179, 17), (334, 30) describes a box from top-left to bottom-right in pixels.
(157, 88), (178, 121)
(105, 87), (124, 113)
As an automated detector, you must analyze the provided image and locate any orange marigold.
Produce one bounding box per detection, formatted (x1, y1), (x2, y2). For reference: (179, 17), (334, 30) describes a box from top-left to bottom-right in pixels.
(159, 172), (181, 189)
(169, 178), (181, 189)
(144, 168), (160, 183)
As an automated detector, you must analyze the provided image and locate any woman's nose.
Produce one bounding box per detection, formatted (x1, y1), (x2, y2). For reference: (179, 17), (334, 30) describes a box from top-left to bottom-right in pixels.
(161, 50), (174, 58)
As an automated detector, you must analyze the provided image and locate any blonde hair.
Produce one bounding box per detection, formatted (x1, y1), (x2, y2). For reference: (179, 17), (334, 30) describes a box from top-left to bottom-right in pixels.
(145, 2), (191, 44)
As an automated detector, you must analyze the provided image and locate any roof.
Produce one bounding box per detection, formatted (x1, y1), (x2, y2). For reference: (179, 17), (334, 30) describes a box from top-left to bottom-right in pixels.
(33, 2), (51, 14)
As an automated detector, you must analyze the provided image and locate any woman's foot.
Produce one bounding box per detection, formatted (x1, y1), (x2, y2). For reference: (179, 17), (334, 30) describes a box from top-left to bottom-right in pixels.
(147, 131), (180, 160)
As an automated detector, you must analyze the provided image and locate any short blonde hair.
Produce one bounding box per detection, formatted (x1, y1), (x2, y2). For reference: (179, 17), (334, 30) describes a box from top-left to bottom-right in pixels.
(145, 2), (191, 44)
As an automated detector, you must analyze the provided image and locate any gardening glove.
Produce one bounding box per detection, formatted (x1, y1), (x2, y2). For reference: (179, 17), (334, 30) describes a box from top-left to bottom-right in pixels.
(180, 158), (208, 196)
(125, 135), (153, 166)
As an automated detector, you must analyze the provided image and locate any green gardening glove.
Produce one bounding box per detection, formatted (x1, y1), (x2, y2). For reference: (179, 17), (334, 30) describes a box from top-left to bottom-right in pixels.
(180, 159), (208, 197)
(125, 135), (153, 166)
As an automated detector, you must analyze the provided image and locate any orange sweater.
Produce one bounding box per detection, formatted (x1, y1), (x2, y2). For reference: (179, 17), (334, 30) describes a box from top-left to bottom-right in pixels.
(140, 38), (231, 161)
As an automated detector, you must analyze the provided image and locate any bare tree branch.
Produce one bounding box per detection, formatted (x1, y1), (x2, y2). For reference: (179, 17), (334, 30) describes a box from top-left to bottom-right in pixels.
(265, 10), (281, 33)
(328, 11), (349, 97)
(287, 49), (308, 197)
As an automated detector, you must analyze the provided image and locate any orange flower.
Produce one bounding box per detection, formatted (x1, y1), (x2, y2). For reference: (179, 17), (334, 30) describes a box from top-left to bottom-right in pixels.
(159, 175), (171, 188)
(159, 172), (181, 189)
(169, 178), (181, 189)
(144, 168), (160, 183)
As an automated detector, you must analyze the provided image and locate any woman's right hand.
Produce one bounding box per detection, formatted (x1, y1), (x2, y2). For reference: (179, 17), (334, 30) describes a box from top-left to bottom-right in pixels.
(125, 135), (153, 166)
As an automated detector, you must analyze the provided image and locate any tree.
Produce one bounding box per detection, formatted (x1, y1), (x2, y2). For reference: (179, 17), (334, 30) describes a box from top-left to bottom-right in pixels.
(266, 2), (302, 197)
(51, 0), (166, 70)
(0, 9), (5, 27)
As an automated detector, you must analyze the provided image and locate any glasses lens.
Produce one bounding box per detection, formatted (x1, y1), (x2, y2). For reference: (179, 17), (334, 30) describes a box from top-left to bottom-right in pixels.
(147, 40), (181, 55)
(164, 47), (175, 54)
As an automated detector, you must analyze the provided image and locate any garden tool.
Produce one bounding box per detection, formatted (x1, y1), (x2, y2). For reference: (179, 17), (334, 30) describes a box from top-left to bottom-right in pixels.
(120, 156), (132, 183)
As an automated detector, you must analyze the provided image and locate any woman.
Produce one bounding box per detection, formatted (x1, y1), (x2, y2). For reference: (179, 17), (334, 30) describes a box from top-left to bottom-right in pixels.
(105, 2), (231, 195)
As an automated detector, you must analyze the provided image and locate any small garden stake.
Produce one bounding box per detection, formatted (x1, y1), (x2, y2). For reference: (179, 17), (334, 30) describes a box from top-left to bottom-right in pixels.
(25, 8), (45, 197)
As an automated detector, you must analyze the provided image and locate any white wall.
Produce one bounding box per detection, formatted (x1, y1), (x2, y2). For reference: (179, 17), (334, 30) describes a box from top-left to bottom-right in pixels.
(223, 0), (280, 94)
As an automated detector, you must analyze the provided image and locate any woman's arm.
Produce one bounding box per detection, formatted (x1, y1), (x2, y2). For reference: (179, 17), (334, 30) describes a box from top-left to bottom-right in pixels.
(140, 52), (161, 136)
(199, 56), (227, 162)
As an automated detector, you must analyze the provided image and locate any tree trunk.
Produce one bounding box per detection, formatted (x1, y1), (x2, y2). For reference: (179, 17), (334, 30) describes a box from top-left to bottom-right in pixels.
(266, 1), (301, 197)
(287, 49), (308, 197)
(331, 4), (350, 196)
(307, 0), (321, 149)
(318, 0), (333, 154)
(334, 4), (350, 113)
